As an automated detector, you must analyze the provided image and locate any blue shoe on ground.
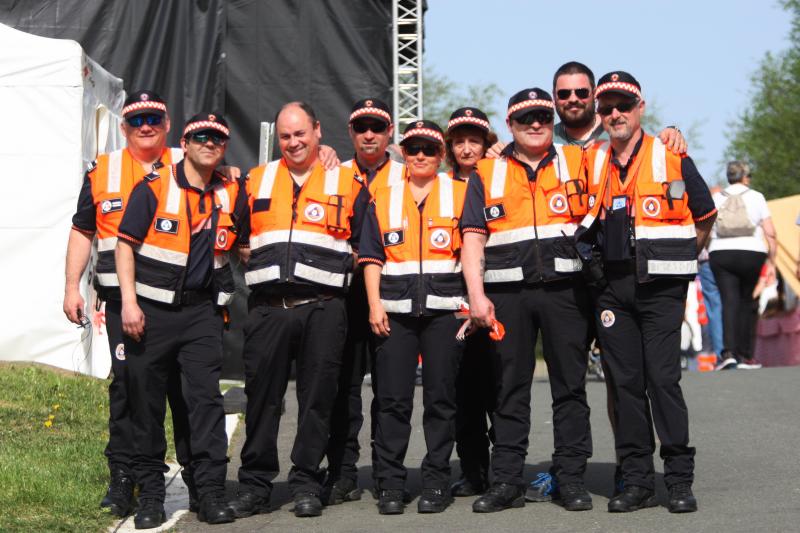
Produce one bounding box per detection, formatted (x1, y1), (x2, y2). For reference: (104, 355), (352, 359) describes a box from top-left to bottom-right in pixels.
(525, 472), (557, 502)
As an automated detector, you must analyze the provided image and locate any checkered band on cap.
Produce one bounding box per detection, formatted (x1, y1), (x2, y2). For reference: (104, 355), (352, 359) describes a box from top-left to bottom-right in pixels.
(122, 101), (168, 116)
(506, 99), (554, 118)
(447, 116), (490, 131)
(402, 127), (444, 144)
(183, 120), (230, 137)
(595, 81), (642, 99)
(350, 107), (392, 123)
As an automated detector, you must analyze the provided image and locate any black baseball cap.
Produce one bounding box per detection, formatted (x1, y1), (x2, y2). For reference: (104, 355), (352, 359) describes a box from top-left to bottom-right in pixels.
(182, 112), (230, 138)
(122, 90), (167, 118)
(349, 98), (392, 124)
(447, 107), (490, 134)
(595, 71), (642, 100)
(506, 88), (554, 121)
(400, 119), (444, 146)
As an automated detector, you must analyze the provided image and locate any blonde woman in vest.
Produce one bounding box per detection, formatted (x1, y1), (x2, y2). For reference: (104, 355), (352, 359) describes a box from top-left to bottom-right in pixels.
(359, 120), (467, 515)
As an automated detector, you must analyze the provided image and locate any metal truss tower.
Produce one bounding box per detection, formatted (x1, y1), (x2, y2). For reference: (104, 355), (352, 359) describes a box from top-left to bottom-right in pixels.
(392, 0), (424, 143)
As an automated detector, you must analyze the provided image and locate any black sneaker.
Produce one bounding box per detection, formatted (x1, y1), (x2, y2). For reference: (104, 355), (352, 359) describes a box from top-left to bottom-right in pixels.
(472, 483), (525, 513)
(451, 475), (488, 497)
(558, 483), (593, 511)
(292, 492), (323, 517)
(133, 498), (166, 530)
(607, 485), (657, 513)
(228, 491), (270, 518)
(102, 469), (135, 517)
(198, 491), (235, 524)
(668, 483), (698, 513)
(378, 489), (405, 515)
(322, 477), (363, 505)
(417, 488), (453, 513)
(525, 472), (557, 502)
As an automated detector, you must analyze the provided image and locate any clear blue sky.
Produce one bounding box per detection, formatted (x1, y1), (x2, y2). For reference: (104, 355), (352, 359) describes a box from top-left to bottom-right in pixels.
(424, 0), (792, 184)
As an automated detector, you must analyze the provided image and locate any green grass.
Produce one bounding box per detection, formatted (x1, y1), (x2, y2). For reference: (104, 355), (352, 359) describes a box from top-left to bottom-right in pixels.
(0, 363), (175, 532)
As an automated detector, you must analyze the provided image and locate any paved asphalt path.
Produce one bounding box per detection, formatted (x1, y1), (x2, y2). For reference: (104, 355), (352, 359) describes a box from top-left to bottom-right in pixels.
(179, 366), (800, 532)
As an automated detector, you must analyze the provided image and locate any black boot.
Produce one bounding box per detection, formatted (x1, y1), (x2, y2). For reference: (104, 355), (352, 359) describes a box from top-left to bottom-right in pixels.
(472, 483), (525, 513)
(228, 491), (270, 518)
(607, 485), (657, 512)
(198, 491), (235, 524)
(558, 483), (593, 511)
(292, 492), (323, 517)
(322, 477), (363, 505)
(377, 489), (405, 515)
(101, 468), (135, 517)
(451, 473), (488, 497)
(417, 488), (453, 513)
(668, 483), (698, 513)
(133, 498), (166, 530)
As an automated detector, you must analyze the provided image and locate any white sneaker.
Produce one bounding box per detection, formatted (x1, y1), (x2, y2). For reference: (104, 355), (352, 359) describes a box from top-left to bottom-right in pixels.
(737, 362), (762, 370)
(715, 357), (738, 371)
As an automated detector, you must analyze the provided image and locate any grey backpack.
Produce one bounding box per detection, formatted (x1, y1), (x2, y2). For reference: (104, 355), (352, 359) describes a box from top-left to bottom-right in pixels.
(715, 189), (756, 238)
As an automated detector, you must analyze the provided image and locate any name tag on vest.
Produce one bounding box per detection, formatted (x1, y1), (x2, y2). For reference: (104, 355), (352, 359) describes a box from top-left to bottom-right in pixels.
(155, 217), (179, 234)
(484, 203), (506, 221)
(383, 230), (404, 247)
(101, 198), (123, 214)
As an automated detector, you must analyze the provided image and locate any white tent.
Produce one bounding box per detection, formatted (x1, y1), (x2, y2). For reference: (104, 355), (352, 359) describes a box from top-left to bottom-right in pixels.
(0, 23), (126, 377)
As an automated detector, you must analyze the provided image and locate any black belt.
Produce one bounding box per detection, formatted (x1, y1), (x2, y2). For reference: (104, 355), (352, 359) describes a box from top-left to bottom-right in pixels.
(180, 288), (214, 305)
(253, 292), (336, 309)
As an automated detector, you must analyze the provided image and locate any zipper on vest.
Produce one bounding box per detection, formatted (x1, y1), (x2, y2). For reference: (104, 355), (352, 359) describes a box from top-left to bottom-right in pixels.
(416, 211), (425, 316)
(531, 180), (544, 282)
(286, 191), (298, 282)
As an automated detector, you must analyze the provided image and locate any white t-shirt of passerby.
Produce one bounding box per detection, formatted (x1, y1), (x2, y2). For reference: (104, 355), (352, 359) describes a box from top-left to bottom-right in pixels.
(708, 183), (770, 253)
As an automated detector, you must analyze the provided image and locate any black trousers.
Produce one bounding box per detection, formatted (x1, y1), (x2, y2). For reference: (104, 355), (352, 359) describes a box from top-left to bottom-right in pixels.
(594, 264), (695, 490)
(373, 313), (464, 490)
(488, 280), (593, 486)
(454, 329), (494, 480)
(325, 273), (373, 483)
(105, 300), (193, 479)
(709, 249), (766, 361)
(238, 296), (347, 497)
(125, 298), (228, 501)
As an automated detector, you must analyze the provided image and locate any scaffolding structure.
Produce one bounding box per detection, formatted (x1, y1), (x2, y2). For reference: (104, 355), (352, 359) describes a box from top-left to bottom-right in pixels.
(392, 0), (424, 143)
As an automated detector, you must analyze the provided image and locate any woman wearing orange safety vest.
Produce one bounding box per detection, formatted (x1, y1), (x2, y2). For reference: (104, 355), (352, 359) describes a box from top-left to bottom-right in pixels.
(358, 120), (466, 515)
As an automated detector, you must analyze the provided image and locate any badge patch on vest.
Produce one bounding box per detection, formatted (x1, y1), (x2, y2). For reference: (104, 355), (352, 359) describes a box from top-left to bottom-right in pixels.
(115, 343), (126, 361)
(642, 197), (661, 218)
(383, 230), (405, 247)
(600, 309), (616, 328)
(216, 228), (228, 248)
(304, 203), (325, 222)
(589, 195), (596, 208)
(549, 193), (568, 214)
(101, 198), (123, 214)
(484, 203), (506, 221)
(155, 217), (179, 234)
(430, 228), (451, 249)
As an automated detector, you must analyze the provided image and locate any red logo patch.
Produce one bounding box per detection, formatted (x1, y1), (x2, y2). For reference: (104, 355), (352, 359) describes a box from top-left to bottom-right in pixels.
(365, 99), (373, 107)
(611, 73), (619, 82)
(465, 109), (473, 117)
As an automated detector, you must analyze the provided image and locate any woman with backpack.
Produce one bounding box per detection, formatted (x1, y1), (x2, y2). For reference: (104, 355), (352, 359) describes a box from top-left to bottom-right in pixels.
(708, 161), (777, 370)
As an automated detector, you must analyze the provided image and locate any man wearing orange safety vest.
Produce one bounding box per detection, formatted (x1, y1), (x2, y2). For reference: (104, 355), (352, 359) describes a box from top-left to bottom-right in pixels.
(576, 71), (716, 514)
(461, 88), (595, 513)
(229, 102), (369, 519)
(116, 112), (244, 528)
(63, 90), (195, 518)
(358, 119), (467, 515)
(323, 98), (402, 505)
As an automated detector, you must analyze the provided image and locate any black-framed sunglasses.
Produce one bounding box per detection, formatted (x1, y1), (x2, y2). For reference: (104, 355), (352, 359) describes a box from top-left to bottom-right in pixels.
(188, 132), (228, 146)
(404, 144), (439, 157)
(126, 114), (163, 128)
(352, 120), (389, 134)
(597, 99), (639, 116)
(556, 88), (591, 100)
(515, 110), (554, 126)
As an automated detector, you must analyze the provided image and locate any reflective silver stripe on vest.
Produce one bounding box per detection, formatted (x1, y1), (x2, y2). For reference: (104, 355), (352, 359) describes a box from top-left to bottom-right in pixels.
(635, 224), (697, 239)
(553, 144), (572, 183)
(382, 259), (461, 276)
(490, 159), (507, 199)
(389, 181), (404, 228)
(294, 263), (346, 287)
(244, 265), (281, 285)
(213, 183), (231, 212)
(425, 294), (464, 310)
(537, 222), (577, 239)
(107, 149), (123, 193)
(484, 267), (524, 283)
(217, 292), (234, 306)
(486, 226), (536, 247)
(137, 242), (188, 266)
(324, 168), (341, 196)
(387, 160), (404, 186)
(170, 147), (184, 163)
(213, 254), (230, 268)
(647, 259), (697, 275)
(97, 236), (118, 252)
(135, 282), (175, 304)
(593, 143), (609, 185)
(580, 212), (597, 230)
(438, 174), (454, 218)
(257, 160), (281, 199)
(250, 228), (352, 253)
(554, 257), (582, 273)
(651, 138), (667, 183)
(341, 159), (353, 168)
(381, 298), (412, 314)
(96, 272), (120, 286)
(165, 165), (181, 214)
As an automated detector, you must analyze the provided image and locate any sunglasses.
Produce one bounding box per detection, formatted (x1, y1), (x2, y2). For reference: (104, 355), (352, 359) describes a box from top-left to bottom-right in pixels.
(556, 88), (591, 100)
(405, 144), (439, 157)
(597, 99), (639, 116)
(352, 120), (389, 134)
(188, 132), (228, 146)
(514, 110), (554, 126)
(126, 114), (163, 128)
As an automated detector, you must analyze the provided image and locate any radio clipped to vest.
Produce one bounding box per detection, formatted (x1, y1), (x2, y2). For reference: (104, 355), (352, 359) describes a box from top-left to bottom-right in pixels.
(564, 178), (589, 217)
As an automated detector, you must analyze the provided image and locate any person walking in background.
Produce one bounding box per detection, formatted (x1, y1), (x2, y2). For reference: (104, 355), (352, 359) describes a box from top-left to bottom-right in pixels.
(709, 161), (777, 370)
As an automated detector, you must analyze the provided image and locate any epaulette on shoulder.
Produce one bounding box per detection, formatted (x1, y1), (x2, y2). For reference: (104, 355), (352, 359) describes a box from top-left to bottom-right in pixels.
(353, 172), (365, 184)
(87, 160), (97, 173)
(144, 170), (161, 182)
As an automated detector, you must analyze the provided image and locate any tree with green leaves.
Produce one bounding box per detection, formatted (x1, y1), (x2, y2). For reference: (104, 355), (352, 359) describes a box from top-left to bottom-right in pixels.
(422, 64), (502, 130)
(726, 0), (800, 199)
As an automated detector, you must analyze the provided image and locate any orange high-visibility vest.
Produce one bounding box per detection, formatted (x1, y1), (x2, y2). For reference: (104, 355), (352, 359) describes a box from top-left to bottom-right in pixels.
(133, 164), (239, 306)
(580, 134), (697, 282)
(342, 157), (406, 197)
(91, 147), (183, 291)
(245, 159), (360, 291)
(474, 144), (588, 283)
(372, 173), (466, 314)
